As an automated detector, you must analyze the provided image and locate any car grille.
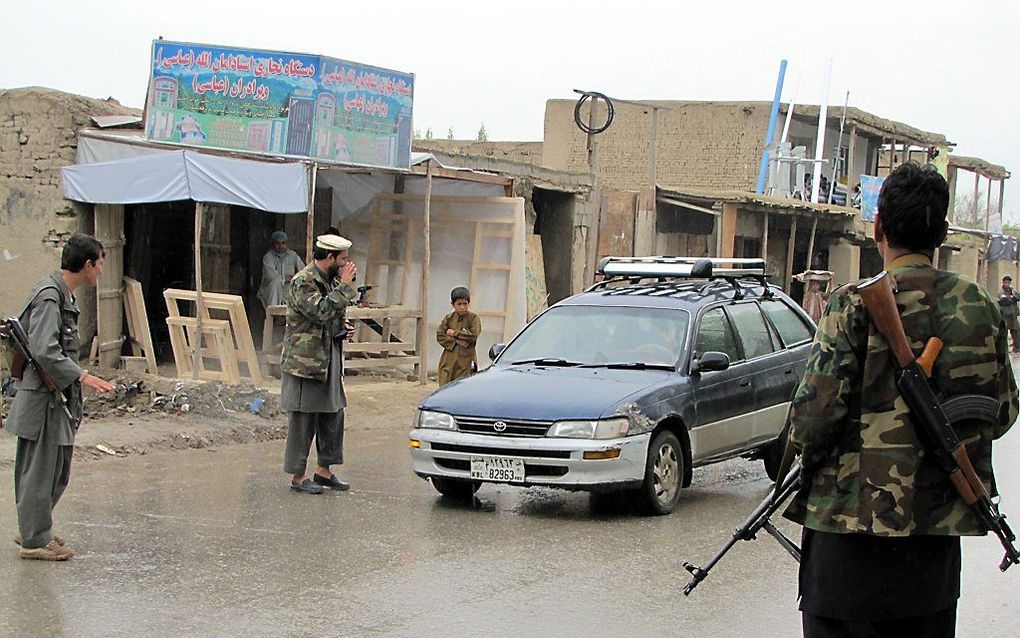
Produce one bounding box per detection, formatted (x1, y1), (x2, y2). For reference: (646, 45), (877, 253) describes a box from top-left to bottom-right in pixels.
(455, 416), (554, 437)
(430, 442), (572, 459)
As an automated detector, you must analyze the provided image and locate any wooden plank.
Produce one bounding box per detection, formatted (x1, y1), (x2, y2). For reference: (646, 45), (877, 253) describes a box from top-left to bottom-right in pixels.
(347, 307), (422, 320)
(344, 342), (415, 353)
(344, 356), (420, 370)
(123, 276), (158, 375)
(166, 317), (240, 384)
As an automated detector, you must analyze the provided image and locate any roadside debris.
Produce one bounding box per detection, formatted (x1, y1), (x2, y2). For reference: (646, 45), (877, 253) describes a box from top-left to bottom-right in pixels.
(82, 373), (281, 420)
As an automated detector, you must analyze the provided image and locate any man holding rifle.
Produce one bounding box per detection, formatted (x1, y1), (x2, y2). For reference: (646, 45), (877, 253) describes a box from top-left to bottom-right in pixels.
(786, 163), (1018, 636)
(3, 234), (115, 561)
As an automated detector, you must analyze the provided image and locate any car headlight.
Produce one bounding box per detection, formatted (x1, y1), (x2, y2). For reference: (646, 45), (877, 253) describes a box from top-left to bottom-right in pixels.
(547, 417), (629, 440)
(417, 410), (456, 430)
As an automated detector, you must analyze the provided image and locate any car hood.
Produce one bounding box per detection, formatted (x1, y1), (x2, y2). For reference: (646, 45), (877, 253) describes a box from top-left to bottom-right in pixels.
(420, 365), (671, 421)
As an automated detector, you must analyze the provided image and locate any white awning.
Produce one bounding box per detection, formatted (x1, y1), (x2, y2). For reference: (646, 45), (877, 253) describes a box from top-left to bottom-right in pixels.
(61, 148), (309, 213)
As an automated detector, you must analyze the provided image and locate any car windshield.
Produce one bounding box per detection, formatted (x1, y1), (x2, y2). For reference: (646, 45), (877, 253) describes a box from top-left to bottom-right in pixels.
(499, 305), (690, 367)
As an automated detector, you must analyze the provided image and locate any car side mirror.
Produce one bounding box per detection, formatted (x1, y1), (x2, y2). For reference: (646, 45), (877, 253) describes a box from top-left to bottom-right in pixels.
(488, 343), (506, 361)
(691, 351), (730, 374)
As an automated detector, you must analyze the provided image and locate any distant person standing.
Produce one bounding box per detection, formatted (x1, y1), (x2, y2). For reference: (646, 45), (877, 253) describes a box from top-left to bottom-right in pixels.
(257, 230), (304, 309)
(6, 234), (115, 560)
(999, 275), (1019, 353)
(436, 287), (481, 386)
(280, 234), (358, 494)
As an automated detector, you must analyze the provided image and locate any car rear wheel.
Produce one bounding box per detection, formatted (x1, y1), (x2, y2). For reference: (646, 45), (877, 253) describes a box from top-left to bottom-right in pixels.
(762, 426), (789, 482)
(430, 476), (481, 499)
(640, 430), (684, 515)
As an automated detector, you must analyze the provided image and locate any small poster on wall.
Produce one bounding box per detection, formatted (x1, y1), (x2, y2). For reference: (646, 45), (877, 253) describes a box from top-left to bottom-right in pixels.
(859, 175), (885, 222)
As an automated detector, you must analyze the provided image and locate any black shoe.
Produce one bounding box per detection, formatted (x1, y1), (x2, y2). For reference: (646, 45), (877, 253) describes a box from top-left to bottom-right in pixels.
(290, 479), (323, 494)
(313, 474), (350, 491)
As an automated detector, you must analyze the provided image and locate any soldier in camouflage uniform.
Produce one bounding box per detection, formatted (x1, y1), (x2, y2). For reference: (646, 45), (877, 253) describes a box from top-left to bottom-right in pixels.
(785, 162), (1018, 637)
(280, 234), (358, 494)
(5, 235), (115, 560)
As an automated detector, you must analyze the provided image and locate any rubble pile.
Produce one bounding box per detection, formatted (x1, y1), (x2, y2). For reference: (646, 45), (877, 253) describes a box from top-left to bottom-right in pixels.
(82, 374), (281, 420)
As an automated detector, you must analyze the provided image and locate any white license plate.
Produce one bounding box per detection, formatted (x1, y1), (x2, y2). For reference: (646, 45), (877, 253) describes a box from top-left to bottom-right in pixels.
(470, 456), (525, 482)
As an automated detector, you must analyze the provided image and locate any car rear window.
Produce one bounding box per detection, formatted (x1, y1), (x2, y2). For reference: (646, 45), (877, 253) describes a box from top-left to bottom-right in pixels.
(727, 303), (774, 359)
(761, 299), (813, 347)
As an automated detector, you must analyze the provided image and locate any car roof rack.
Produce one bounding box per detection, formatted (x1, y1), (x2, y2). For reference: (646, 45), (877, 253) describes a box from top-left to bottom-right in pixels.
(589, 256), (773, 299)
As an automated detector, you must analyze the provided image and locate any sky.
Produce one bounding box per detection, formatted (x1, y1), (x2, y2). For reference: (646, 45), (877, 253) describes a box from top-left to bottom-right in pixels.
(4, 0), (1017, 219)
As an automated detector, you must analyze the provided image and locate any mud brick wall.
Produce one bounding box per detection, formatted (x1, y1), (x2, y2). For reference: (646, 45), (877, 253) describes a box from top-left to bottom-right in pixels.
(413, 140), (544, 165)
(0, 87), (137, 316)
(542, 99), (770, 192)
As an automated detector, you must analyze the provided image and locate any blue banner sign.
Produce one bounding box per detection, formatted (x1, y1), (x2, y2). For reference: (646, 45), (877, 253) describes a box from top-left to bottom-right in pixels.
(145, 40), (414, 170)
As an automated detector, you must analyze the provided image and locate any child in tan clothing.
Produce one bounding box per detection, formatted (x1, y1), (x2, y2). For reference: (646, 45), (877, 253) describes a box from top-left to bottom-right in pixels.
(436, 287), (481, 385)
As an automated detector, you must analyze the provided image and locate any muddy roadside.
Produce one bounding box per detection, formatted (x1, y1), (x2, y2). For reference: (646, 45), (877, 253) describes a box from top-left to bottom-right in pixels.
(0, 371), (436, 468)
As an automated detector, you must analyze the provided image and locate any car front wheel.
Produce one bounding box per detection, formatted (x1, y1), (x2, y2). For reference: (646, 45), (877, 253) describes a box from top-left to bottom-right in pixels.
(640, 430), (684, 515)
(430, 476), (480, 500)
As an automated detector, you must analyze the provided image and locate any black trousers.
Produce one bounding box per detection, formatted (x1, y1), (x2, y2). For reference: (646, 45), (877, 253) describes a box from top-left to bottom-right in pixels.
(803, 606), (957, 638)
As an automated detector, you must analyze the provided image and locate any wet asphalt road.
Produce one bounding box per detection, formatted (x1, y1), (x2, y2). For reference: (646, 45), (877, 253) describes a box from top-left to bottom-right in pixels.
(0, 424), (1017, 637)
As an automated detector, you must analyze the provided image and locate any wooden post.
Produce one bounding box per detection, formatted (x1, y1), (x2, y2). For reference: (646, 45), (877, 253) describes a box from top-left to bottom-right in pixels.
(305, 163), (318, 259)
(720, 203), (738, 258)
(785, 215), (799, 293)
(947, 166), (958, 223)
(761, 210), (769, 261)
(974, 171), (982, 230)
(417, 161), (433, 385)
(999, 178), (1006, 219)
(805, 215), (818, 270)
(987, 178), (994, 232)
(193, 201), (204, 381)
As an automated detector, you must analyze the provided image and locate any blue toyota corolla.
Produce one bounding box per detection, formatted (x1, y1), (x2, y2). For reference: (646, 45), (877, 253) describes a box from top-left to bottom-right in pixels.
(409, 257), (815, 514)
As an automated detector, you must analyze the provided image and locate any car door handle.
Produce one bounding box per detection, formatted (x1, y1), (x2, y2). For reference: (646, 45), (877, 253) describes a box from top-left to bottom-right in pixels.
(739, 379), (751, 387)
(784, 369), (794, 375)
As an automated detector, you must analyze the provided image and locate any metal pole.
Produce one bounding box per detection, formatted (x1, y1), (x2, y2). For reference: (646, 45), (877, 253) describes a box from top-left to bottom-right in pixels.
(828, 92), (850, 204)
(193, 201), (204, 381)
(585, 98), (602, 284)
(418, 161), (433, 385)
(780, 69), (800, 144)
(762, 211), (770, 261)
(756, 59), (788, 194)
(811, 59), (833, 204)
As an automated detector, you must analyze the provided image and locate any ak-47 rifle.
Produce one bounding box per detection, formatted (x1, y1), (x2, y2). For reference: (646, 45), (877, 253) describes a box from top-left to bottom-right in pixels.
(0, 317), (76, 427)
(857, 270), (1020, 572)
(681, 315), (952, 596)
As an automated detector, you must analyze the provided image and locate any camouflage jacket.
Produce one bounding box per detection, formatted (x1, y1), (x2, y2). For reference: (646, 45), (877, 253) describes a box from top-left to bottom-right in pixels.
(785, 254), (1018, 536)
(280, 263), (356, 382)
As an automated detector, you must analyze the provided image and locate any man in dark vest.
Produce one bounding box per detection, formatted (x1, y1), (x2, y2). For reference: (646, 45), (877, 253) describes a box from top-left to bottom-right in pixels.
(5, 234), (115, 560)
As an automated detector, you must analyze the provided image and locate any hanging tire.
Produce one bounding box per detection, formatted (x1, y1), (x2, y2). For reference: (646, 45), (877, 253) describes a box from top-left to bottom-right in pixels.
(430, 476), (480, 499)
(640, 430), (685, 515)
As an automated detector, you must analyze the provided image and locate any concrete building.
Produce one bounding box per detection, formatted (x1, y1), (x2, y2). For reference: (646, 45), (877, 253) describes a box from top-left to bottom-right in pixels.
(448, 97), (1012, 300)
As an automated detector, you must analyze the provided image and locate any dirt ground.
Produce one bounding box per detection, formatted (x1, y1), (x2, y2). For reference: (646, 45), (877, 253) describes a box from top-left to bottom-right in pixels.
(0, 370), (436, 468)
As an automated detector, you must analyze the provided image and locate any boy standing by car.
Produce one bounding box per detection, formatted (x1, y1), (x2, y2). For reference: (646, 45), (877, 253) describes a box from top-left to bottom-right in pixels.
(436, 287), (481, 386)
